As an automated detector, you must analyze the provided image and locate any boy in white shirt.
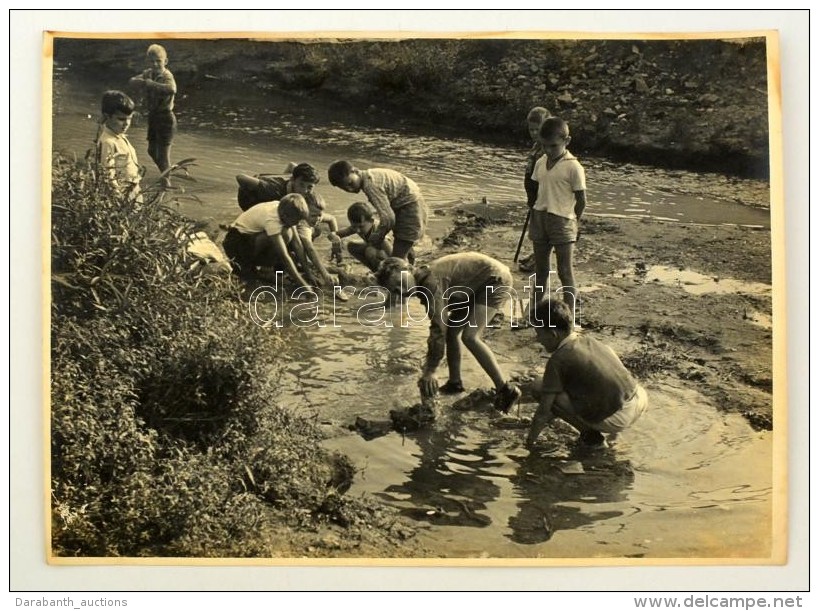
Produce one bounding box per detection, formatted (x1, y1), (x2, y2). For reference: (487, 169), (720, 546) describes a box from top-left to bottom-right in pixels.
(529, 117), (587, 307)
(222, 193), (312, 290)
(94, 90), (142, 201)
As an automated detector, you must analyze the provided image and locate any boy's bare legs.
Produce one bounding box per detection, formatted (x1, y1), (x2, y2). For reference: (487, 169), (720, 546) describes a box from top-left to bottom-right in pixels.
(461, 304), (505, 390)
(347, 242), (368, 267)
(527, 391), (593, 448)
(554, 242), (576, 309)
(445, 326), (464, 386)
(391, 237), (415, 260)
(551, 392), (595, 434)
(532, 241), (553, 301)
(365, 246), (389, 271)
(148, 141), (172, 188)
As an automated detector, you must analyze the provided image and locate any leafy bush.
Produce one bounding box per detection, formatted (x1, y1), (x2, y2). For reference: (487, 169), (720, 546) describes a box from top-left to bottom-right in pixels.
(50, 156), (391, 557)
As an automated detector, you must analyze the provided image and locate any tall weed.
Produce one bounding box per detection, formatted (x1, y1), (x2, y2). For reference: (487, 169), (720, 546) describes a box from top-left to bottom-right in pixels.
(50, 156), (384, 557)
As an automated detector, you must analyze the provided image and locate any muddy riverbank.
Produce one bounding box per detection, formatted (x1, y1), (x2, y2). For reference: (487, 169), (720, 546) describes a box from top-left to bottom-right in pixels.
(268, 194), (775, 559)
(440, 205), (774, 430)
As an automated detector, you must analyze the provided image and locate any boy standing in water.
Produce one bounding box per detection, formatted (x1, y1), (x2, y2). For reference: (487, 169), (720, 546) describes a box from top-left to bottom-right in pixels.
(94, 90), (142, 201)
(518, 106), (551, 273)
(525, 297), (648, 451)
(375, 253), (521, 413)
(529, 117), (586, 308)
(327, 161), (428, 261)
(129, 44), (177, 188)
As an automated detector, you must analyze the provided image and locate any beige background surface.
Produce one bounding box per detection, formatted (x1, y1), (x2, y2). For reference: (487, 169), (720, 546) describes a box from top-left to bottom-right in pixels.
(9, 8), (809, 594)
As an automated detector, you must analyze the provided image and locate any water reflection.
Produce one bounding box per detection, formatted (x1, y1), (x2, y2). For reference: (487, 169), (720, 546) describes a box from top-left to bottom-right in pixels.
(320, 380), (771, 557)
(615, 263), (772, 297)
(279, 294), (433, 423)
(377, 423), (501, 529)
(507, 451), (634, 545)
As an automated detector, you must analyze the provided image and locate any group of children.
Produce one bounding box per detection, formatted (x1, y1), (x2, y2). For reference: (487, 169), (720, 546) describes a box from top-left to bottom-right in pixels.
(227, 161), (426, 293)
(90, 43), (647, 452)
(93, 43), (176, 200)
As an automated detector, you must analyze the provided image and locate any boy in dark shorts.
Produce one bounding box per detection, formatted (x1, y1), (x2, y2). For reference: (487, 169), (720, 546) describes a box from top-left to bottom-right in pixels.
(525, 297), (648, 451)
(375, 253), (521, 413)
(328, 160), (428, 261)
(129, 44), (176, 188)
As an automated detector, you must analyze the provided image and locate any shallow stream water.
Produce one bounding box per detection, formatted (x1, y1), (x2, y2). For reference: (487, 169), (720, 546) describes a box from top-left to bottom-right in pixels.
(51, 72), (774, 559)
(52, 72), (771, 228)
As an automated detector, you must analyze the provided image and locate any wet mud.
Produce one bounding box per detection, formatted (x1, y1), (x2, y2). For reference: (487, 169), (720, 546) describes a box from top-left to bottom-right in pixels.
(310, 190), (774, 559)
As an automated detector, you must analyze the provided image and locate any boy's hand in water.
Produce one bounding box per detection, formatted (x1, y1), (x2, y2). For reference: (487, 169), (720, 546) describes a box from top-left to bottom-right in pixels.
(329, 238), (344, 264)
(418, 373), (439, 400)
(323, 274), (339, 288)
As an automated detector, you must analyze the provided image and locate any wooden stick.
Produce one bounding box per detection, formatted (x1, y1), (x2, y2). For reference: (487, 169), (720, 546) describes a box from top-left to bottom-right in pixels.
(513, 210), (531, 263)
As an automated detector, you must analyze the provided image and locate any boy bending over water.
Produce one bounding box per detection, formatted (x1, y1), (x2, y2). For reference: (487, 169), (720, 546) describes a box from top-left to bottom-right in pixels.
(223, 193), (312, 291)
(375, 253), (521, 413)
(526, 297), (648, 451)
(328, 161), (428, 261)
(236, 162), (339, 290)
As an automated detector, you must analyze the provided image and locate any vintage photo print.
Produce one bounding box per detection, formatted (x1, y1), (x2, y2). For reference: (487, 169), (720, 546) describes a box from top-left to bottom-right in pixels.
(43, 27), (785, 569)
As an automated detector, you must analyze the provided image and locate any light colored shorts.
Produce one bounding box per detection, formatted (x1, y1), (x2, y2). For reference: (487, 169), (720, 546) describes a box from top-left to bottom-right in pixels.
(595, 384), (649, 434)
(478, 268), (515, 310)
(446, 268), (515, 326)
(529, 210), (578, 245)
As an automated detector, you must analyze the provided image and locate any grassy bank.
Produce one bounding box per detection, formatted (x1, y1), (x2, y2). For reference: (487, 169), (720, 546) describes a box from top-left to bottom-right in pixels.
(49, 156), (421, 557)
(53, 36), (770, 178)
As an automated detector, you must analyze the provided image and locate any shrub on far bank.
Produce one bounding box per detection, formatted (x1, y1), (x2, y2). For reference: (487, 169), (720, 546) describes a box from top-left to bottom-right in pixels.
(50, 156), (402, 557)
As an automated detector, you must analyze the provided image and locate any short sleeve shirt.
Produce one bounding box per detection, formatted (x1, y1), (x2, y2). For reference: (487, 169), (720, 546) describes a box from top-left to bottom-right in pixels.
(231, 201), (284, 237)
(532, 151), (586, 218)
(144, 67), (176, 113)
(95, 125), (141, 193)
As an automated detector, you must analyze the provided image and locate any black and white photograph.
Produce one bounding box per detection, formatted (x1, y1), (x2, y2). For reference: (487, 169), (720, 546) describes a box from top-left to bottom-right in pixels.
(43, 28), (786, 564)
(11, 10), (810, 596)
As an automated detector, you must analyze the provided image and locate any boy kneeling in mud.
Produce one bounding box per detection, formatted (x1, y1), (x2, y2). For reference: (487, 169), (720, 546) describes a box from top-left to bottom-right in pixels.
(526, 297), (648, 451)
(236, 162), (339, 291)
(375, 253), (521, 413)
(222, 193), (313, 291)
(330, 201), (416, 272)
